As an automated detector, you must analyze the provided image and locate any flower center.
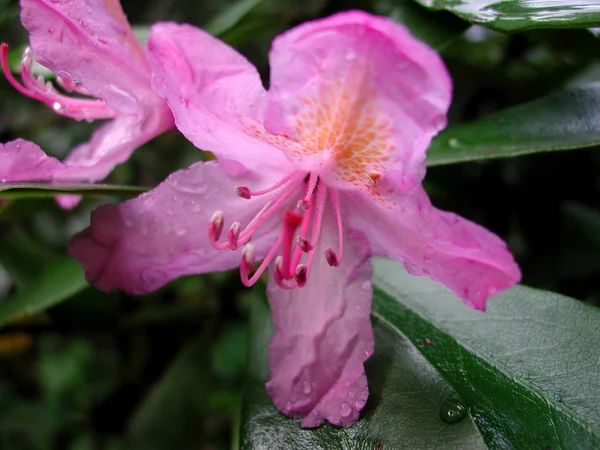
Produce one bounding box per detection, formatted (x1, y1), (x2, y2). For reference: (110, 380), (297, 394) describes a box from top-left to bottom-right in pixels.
(208, 171), (344, 289)
(0, 44), (117, 121)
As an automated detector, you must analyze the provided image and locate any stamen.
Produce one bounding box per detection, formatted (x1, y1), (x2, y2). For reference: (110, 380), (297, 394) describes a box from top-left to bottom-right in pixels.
(240, 236), (282, 287)
(329, 188), (344, 266)
(236, 172), (303, 199)
(295, 264), (308, 287)
(237, 177), (301, 245)
(1, 43), (116, 121)
(235, 186), (251, 199)
(241, 244), (256, 272)
(208, 211), (227, 250)
(228, 222), (242, 250)
(303, 181), (328, 278)
(297, 236), (313, 253)
(298, 172), (319, 210)
(324, 248), (339, 267)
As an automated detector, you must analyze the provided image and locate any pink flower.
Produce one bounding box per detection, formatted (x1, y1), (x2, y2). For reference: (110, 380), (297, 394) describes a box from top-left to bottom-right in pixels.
(69, 11), (521, 427)
(1, 0), (173, 208)
(0, 139), (63, 182)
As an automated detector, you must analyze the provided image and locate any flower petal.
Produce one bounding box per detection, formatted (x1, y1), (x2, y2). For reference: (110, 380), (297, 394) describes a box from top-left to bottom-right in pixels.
(147, 22), (292, 176)
(265, 10), (451, 193)
(0, 139), (62, 181)
(68, 160), (281, 294)
(54, 111), (173, 209)
(266, 211), (374, 428)
(21, 0), (154, 114)
(343, 185), (521, 311)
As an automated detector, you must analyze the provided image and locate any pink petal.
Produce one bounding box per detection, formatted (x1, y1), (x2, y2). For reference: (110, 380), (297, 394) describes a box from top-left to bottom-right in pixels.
(54, 111), (173, 209)
(68, 161), (282, 294)
(265, 10), (451, 193)
(147, 22), (292, 176)
(21, 0), (155, 114)
(343, 185), (521, 311)
(266, 211), (374, 428)
(0, 138), (62, 181)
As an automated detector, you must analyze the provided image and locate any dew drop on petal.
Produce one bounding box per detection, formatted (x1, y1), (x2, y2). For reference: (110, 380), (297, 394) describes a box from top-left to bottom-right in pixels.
(52, 102), (62, 111)
(345, 49), (356, 61)
(339, 403), (352, 418)
(361, 281), (371, 292)
(439, 397), (468, 424)
(302, 381), (311, 394)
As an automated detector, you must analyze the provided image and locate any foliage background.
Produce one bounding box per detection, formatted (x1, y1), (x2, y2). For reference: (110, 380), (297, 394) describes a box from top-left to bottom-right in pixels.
(0, 0), (599, 448)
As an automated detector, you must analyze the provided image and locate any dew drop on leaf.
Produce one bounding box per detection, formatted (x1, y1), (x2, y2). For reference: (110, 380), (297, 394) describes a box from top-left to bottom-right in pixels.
(439, 397), (467, 424)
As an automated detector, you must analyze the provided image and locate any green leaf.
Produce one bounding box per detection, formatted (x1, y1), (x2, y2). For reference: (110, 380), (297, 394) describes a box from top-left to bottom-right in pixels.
(415, 0), (600, 31)
(240, 294), (486, 449)
(373, 258), (600, 448)
(128, 339), (212, 450)
(375, 0), (468, 50)
(427, 84), (600, 166)
(0, 256), (88, 327)
(0, 182), (147, 199)
(204, 0), (266, 36)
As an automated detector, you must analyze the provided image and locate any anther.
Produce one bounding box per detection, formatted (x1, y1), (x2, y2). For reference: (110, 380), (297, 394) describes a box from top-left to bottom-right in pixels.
(209, 210), (224, 241)
(228, 222), (242, 250)
(297, 236), (313, 253)
(325, 248), (339, 267)
(235, 186), (251, 199)
(242, 244), (256, 272)
(295, 264), (308, 287)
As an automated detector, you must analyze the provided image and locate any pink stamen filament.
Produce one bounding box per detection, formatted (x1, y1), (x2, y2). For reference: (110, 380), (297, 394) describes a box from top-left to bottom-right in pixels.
(236, 171), (302, 199)
(301, 181), (328, 280)
(1, 44), (116, 121)
(326, 187), (344, 267)
(240, 236), (282, 287)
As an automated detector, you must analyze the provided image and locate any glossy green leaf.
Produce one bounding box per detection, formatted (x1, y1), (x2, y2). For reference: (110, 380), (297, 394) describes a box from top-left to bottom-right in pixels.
(0, 182), (147, 199)
(427, 84), (600, 166)
(375, 0), (468, 50)
(373, 258), (600, 448)
(240, 295), (486, 449)
(415, 0), (600, 31)
(128, 339), (212, 450)
(204, 0), (266, 36)
(0, 256), (87, 327)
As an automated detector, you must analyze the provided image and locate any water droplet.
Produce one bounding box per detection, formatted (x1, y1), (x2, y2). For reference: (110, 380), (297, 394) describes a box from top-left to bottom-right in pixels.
(175, 229), (187, 237)
(345, 49), (356, 61)
(440, 397), (467, 424)
(339, 403), (352, 418)
(284, 401), (292, 413)
(300, 381), (311, 394)
(361, 281), (371, 292)
(448, 138), (460, 148)
(52, 101), (62, 111)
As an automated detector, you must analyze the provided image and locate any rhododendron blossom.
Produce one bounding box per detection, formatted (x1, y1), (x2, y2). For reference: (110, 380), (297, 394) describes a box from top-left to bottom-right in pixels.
(0, 139), (63, 182)
(1, 0), (173, 207)
(69, 11), (520, 428)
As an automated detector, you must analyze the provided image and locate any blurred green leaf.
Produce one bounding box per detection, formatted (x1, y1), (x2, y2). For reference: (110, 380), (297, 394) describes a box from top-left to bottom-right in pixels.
(415, 0), (600, 31)
(373, 258), (600, 448)
(0, 182), (147, 198)
(0, 256), (87, 327)
(240, 295), (486, 449)
(128, 339), (212, 450)
(427, 84), (600, 166)
(376, 0), (468, 49)
(204, 0), (266, 36)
